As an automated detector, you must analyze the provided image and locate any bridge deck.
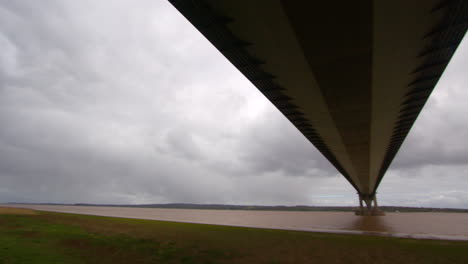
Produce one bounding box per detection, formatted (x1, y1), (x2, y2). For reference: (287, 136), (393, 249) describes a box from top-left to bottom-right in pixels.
(169, 0), (468, 196)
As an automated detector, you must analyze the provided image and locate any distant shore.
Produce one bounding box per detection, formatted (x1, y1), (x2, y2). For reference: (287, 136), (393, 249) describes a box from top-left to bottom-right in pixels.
(6, 202), (468, 213)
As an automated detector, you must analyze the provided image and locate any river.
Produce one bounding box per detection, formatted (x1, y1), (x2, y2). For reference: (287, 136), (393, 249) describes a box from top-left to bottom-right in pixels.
(2, 204), (467, 241)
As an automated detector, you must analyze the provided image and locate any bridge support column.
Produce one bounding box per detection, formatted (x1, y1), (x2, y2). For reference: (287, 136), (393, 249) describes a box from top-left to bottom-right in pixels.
(355, 193), (385, 216)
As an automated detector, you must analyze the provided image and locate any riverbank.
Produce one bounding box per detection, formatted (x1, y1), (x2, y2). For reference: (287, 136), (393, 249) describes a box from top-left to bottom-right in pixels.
(1, 207), (468, 263)
(3, 204), (468, 241)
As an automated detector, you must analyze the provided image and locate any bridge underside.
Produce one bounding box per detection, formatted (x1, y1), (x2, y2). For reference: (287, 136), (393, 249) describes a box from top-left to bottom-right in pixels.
(170, 0), (467, 199)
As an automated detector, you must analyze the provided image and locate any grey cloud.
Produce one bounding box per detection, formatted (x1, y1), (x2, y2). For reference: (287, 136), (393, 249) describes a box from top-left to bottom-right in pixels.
(160, 127), (204, 161)
(390, 39), (468, 170)
(379, 165), (468, 209)
(237, 110), (339, 178)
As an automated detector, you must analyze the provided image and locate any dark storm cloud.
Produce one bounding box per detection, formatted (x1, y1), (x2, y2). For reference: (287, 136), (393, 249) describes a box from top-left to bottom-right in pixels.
(0, 0), (466, 208)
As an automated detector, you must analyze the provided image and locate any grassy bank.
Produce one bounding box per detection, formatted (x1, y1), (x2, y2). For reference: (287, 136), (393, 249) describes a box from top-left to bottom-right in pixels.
(1, 207), (467, 263)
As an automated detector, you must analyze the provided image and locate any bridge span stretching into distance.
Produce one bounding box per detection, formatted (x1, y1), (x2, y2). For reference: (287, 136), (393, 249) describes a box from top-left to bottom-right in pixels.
(169, 0), (468, 214)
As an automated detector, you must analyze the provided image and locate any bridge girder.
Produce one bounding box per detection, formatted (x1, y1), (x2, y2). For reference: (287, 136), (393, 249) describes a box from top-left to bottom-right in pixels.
(170, 0), (468, 197)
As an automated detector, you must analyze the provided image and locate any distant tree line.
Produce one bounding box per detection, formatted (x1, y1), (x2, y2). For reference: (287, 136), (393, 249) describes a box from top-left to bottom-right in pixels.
(10, 202), (467, 213)
(67, 203), (468, 213)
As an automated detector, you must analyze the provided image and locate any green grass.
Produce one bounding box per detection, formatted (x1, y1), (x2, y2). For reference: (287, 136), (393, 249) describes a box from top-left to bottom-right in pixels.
(1, 208), (467, 263)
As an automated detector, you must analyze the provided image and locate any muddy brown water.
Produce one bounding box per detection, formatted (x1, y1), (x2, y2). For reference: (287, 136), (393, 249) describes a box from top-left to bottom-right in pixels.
(2, 204), (467, 241)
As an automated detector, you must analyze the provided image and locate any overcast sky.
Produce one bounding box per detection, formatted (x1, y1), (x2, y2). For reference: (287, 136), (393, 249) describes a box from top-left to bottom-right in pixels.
(0, 0), (467, 208)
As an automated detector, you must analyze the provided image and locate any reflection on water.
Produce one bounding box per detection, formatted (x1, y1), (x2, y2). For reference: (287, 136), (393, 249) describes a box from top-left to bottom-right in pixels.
(347, 216), (393, 233)
(2, 204), (468, 240)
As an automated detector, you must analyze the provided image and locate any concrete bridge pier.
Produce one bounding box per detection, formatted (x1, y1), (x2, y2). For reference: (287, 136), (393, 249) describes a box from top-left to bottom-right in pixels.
(355, 193), (385, 216)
